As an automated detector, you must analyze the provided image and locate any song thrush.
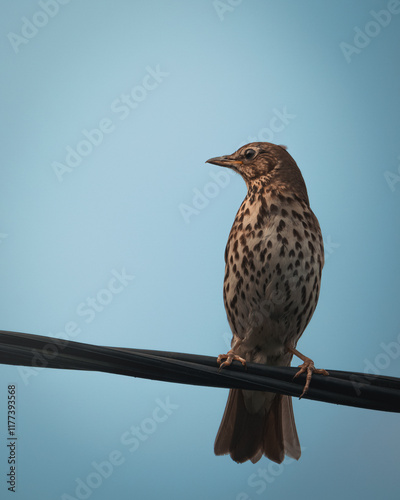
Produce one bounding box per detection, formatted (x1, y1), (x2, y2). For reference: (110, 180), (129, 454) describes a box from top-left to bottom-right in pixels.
(207, 142), (328, 464)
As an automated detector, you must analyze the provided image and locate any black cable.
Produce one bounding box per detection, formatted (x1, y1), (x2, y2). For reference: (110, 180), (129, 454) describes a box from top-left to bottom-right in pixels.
(0, 330), (399, 413)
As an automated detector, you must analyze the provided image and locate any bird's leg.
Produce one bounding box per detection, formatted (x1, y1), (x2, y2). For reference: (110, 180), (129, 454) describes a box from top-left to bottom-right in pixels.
(286, 345), (329, 398)
(217, 338), (246, 369)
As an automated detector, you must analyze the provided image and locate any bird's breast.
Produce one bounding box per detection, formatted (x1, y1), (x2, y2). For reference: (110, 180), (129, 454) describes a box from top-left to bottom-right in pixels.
(223, 195), (323, 356)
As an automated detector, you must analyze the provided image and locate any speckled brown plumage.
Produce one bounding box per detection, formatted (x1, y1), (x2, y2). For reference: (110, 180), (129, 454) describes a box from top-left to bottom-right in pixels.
(207, 142), (327, 464)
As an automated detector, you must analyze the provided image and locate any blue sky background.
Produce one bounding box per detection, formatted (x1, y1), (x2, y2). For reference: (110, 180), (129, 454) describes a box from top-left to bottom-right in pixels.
(1, 1), (400, 499)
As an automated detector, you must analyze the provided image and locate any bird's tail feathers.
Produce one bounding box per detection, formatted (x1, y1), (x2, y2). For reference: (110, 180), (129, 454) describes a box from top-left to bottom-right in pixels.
(214, 389), (300, 464)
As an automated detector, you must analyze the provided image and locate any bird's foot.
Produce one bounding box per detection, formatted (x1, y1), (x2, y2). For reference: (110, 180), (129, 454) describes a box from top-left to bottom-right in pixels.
(293, 359), (329, 398)
(217, 351), (247, 370)
(286, 344), (329, 398)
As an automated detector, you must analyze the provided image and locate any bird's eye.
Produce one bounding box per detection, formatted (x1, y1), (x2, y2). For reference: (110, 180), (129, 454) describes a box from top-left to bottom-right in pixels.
(244, 148), (256, 160)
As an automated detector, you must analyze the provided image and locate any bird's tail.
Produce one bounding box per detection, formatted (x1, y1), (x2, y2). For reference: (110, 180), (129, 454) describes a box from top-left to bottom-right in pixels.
(214, 389), (301, 464)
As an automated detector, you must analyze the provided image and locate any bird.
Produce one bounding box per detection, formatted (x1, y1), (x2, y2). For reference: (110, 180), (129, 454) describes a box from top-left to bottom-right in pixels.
(206, 142), (328, 464)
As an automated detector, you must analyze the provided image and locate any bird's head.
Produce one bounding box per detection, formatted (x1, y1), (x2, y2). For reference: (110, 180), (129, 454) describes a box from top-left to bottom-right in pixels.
(206, 142), (309, 204)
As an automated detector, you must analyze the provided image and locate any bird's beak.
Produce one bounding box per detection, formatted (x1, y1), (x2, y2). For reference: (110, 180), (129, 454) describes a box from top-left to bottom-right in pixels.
(206, 155), (243, 169)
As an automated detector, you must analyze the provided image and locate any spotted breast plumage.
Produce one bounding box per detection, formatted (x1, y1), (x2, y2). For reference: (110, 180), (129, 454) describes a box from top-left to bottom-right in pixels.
(206, 142), (328, 464)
